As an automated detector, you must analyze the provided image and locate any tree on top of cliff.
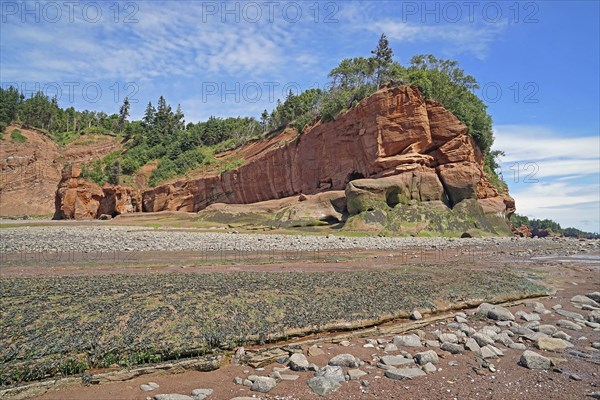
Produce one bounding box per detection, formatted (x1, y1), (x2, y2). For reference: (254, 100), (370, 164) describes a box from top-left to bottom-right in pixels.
(0, 86), (23, 132)
(118, 97), (130, 133)
(371, 33), (394, 88)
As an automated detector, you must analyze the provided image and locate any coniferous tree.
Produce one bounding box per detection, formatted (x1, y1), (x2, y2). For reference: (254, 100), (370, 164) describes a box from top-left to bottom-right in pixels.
(371, 33), (394, 87)
(118, 97), (130, 133)
(142, 102), (155, 128)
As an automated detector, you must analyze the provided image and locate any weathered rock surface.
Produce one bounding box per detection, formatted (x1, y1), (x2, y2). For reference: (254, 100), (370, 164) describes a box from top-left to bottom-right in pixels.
(519, 350), (551, 370)
(328, 353), (359, 368)
(136, 86), (513, 233)
(1, 125), (119, 216)
(250, 376), (277, 393)
(53, 165), (141, 219)
(307, 376), (341, 396)
(384, 367), (427, 380)
(393, 334), (422, 347)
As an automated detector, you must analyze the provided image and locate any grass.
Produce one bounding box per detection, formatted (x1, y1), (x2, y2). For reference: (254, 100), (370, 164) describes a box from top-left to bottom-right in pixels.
(10, 129), (26, 143)
(218, 158), (245, 174)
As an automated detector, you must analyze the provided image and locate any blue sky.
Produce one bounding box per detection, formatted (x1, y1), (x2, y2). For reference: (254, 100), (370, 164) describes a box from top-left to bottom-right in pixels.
(1, 1), (599, 232)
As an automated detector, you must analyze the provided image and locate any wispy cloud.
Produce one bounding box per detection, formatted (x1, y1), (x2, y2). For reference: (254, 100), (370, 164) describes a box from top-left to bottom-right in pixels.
(493, 124), (600, 232)
(338, 2), (507, 59)
(494, 125), (600, 162)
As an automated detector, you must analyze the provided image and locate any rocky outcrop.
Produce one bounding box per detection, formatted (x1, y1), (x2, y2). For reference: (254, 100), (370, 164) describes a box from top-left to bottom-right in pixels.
(142, 86), (512, 220)
(52, 86), (514, 234)
(0, 125), (121, 217)
(0, 125), (62, 216)
(53, 165), (141, 220)
(197, 191), (346, 228)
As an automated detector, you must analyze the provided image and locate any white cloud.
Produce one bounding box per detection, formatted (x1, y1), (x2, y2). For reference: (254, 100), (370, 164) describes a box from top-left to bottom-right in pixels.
(372, 20), (506, 59)
(338, 2), (507, 59)
(494, 125), (600, 162)
(510, 182), (599, 232)
(493, 124), (600, 232)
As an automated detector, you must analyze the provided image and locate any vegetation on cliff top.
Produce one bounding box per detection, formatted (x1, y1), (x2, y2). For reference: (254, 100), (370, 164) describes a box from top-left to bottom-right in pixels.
(510, 213), (600, 239)
(0, 34), (501, 188)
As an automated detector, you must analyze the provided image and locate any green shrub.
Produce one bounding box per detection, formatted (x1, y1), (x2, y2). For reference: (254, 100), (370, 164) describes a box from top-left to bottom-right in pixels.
(218, 158), (244, 174)
(10, 129), (26, 143)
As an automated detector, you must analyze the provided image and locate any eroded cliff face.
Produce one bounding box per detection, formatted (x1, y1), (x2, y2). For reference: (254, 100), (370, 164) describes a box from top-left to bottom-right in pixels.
(0, 125), (122, 217)
(53, 165), (141, 220)
(142, 86), (513, 218)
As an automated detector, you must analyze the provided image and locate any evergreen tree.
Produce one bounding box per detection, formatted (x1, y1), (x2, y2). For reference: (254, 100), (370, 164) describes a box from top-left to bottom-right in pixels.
(174, 104), (185, 130)
(0, 86), (23, 131)
(142, 101), (155, 128)
(260, 109), (269, 130)
(118, 97), (130, 133)
(371, 33), (394, 87)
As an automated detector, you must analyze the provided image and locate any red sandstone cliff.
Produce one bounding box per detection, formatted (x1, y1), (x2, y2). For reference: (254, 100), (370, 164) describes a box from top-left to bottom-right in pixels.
(53, 165), (141, 220)
(141, 86), (513, 217)
(0, 125), (122, 217)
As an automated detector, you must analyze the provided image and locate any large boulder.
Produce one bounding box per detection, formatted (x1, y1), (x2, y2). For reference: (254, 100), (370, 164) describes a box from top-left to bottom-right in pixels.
(345, 166), (444, 215)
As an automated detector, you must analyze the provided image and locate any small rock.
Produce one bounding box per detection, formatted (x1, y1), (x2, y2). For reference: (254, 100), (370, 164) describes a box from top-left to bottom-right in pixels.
(250, 377), (277, 393)
(348, 369), (367, 380)
(233, 377), (243, 385)
(570, 373), (583, 381)
(288, 353), (310, 371)
(556, 309), (585, 320)
(519, 350), (551, 370)
(393, 334), (422, 347)
(191, 389), (213, 400)
(472, 333), (495, 347)
(339, 340), (351, 347)
(571, 295), (600, 307)
(380, 355), (414, 367)
(509, 343), (527, 350)
(384, 343), (398, 352)
(589, 310), (600, 323)
(465, 338), (481, 353)
(480, 346), (498, 359)
(413, 350), (439, 365)
(153, 395), (193, 400)
(587, 292), (600, 303)
(488, 306), (515, 321)
(521, 313), (541, 322)
(538, 324), (559, 335)
(384, 367), (426, 380)
(329, 353), (359, 368)
(422, 362), (437, 374)
(440, 342), (464, 355)
(316, 365), (346, 383)
(411, 310), (423, 320)
(556, 319), (583, 331)
(307, 376), (341, 396)
(553, 331), (572, 341)
(438, 333), (459, 344)
(536, 337), (571, 351)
